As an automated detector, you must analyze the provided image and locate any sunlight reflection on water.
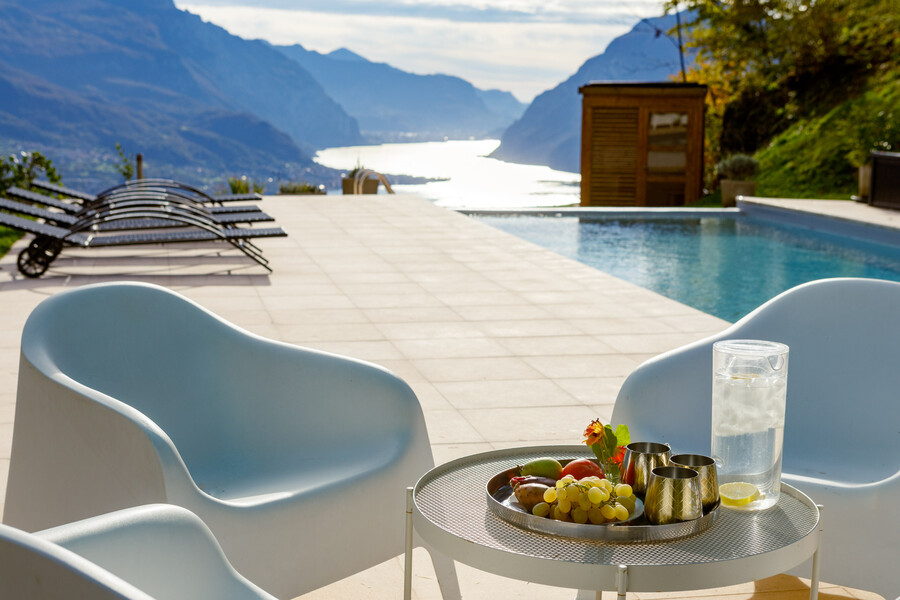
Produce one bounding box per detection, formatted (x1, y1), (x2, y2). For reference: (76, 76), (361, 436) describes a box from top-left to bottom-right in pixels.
(314, 140), (580, 209)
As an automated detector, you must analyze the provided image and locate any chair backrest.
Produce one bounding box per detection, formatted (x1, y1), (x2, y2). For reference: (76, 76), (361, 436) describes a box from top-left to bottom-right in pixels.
(20, 282), (426, 490)
(0, 524), (152, 600)
(613, 278), (900, 482)
(1, 505), (276, 600)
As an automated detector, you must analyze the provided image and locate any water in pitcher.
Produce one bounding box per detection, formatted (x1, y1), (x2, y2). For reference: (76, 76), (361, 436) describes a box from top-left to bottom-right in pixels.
(711, 340), (788, 511)
(712, 373), (785, 509)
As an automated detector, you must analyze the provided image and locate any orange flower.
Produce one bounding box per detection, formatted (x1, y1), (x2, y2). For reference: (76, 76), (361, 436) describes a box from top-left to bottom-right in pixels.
(611, 445), (626, 466)
(583, 419), (606, 446)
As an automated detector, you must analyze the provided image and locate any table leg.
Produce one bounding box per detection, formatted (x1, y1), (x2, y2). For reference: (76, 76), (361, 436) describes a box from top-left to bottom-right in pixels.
(809, 504), (823, 600)
(617, 565), (628, 600)
(404, 487), (414, 600)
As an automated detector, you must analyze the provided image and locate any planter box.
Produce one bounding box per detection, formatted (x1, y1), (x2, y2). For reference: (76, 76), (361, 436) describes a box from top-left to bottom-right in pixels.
(342, 177), (379, 195)
(720, 179), (756, 207)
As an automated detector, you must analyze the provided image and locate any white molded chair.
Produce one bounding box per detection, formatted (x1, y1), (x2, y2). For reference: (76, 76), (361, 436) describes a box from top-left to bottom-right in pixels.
(5, 281), (460, 600)
(612, 278), (900, 599)
(0, 504), (275, 600)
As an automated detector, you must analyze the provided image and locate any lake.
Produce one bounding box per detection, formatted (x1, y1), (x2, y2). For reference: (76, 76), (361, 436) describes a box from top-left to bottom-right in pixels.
(314, 140), (580, 209)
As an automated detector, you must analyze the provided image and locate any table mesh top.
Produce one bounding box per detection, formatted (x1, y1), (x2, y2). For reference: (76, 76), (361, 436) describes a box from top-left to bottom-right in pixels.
(415, 447), (818, 567)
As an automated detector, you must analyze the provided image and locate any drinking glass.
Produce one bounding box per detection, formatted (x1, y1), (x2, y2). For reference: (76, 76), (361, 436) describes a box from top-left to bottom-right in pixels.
(712, 339), (788, 510)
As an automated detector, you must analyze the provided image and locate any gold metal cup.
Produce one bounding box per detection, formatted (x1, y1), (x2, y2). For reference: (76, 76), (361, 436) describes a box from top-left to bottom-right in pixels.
(643, 466), (703, 525)
(622, 441), (671, 498)
(670, 453), (719, 512)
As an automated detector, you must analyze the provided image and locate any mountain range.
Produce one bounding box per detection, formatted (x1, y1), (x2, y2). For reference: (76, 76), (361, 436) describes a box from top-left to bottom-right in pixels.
(0, 0), (687, 190)
(276, 45), (525, 142)
(491, 13), (694, 173)
(0, 0), (524, 191)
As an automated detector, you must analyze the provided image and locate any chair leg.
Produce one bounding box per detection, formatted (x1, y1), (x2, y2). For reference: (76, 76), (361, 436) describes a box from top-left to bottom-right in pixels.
(411, 530), (461, 600)
(428, 547), (462, 600)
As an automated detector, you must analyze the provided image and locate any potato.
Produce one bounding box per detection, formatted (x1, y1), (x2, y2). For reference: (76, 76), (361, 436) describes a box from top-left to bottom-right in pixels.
(514, 483), (550, 511)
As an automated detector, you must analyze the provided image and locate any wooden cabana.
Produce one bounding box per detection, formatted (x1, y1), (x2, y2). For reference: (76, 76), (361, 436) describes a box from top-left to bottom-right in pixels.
(579, 82), (707, 207)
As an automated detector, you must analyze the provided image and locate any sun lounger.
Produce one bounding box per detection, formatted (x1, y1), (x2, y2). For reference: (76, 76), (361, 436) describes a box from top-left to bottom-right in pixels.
(0, 196), (274, 231)
(31, 178), (262, 204)
(10, 186), (263, 216)
(0, 210), (286, 277)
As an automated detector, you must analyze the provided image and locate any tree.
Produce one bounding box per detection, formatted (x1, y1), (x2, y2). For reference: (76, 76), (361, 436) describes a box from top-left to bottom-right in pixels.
(0, 151), (61, 192)
(669, 0), (900, 164)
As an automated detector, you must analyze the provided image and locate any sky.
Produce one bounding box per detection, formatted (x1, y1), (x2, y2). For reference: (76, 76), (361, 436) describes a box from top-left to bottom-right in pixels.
(174, 0), (665, 102)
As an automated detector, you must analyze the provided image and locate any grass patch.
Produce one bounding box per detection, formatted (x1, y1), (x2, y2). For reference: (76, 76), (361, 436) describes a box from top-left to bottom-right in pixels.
(0, 226), (23, 259)
(756, 72), (900, 199)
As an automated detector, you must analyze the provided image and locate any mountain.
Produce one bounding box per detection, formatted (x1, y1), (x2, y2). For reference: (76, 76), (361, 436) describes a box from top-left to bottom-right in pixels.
(0, 0), (360, 190)
(276, 45), (526, 142)
(490, 13), (695, 173)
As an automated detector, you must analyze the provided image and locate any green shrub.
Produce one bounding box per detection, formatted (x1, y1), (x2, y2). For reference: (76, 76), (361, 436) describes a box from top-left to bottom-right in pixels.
(278, 181), (323, 194)
(1, 151), (63, 258)
(114, 142), (135, 181)
(228, 176), (265, 194)
(715, 154), (759, 180)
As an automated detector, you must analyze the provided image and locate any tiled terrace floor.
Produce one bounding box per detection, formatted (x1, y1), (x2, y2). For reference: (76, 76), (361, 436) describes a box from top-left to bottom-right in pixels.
(0, 194), (886, 600)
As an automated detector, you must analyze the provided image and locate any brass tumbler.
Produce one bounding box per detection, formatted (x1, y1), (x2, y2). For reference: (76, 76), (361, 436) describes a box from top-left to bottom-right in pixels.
(644, 466), (703, 525)
(622, 442), (671, 498)
(670, 453), (719, 512)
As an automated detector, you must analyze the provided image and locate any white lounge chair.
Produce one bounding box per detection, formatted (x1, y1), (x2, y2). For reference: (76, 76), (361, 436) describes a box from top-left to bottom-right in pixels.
(4, 282), (460, 600)
(611, 277), (900, 599)
(0, 504), (276, 600)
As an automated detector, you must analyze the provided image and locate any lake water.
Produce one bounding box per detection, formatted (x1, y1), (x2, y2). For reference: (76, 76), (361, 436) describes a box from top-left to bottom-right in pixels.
(314, 140), (580, 209)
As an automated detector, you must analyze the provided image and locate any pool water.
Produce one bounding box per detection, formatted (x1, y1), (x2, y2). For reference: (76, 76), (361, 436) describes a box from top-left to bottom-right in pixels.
(475, 215), (900, 322)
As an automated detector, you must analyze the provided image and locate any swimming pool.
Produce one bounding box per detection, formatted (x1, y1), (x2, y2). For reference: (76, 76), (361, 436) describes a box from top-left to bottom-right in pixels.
(473, 213), (900, 322)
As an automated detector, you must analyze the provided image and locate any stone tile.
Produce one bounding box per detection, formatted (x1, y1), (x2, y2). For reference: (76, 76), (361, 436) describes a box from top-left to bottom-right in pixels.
(376, 321), (487, 341)
(462, 405), (597, 443)
(435, 379), (575, 409)
(478, 319), (584, 338)
(555, 377), (624, 405)
(421, 410), (486, 444)
(394, 338), (512, 360)
(430, 442), (495, 465)
(497, 335), (617, 357)
(523, 354), (643, 379)
(411, 357), (544, 383)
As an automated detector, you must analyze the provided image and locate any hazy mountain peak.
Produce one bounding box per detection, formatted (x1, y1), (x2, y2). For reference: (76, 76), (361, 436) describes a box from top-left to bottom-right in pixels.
(327, 48), (369, 63)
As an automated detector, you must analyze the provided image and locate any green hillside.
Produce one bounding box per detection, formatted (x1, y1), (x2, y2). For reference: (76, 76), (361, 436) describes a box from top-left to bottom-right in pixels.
(756, 73), (900, 199)
(674, 0), (899, 201)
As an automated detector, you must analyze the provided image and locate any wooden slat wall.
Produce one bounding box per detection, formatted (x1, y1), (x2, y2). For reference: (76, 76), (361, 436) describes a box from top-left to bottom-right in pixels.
(588, 107), (639, 206)
(579, 84), (707, 207)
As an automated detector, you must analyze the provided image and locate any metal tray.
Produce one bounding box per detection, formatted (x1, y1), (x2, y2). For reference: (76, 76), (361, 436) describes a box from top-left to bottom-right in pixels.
(486, 461), (720, 543)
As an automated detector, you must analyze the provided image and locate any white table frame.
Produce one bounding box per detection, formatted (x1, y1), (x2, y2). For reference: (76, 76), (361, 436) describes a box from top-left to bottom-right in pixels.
(404, 446), (822, 600)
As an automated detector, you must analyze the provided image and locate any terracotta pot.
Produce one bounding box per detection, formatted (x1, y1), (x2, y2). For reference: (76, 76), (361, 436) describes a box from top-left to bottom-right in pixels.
(857, 164), (872, 201)
(720, 179), (756, 207)
(341, 177), (379, 195)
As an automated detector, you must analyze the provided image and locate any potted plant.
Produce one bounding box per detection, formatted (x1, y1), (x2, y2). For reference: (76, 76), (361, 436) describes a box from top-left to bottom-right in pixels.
(341, 162), (379, 195)
(846, 108), (900, 202)
(716, 154), (759, 207)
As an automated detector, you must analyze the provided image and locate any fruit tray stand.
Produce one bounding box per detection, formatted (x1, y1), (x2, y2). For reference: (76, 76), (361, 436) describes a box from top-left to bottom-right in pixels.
(405, 445), (822, 600)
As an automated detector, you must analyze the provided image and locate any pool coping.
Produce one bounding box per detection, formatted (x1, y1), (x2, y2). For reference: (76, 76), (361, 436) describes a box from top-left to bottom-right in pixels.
(458, 206), (740, 218)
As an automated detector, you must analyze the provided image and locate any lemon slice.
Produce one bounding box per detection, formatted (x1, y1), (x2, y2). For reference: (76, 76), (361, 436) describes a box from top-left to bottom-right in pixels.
(719, 482), (760, 507)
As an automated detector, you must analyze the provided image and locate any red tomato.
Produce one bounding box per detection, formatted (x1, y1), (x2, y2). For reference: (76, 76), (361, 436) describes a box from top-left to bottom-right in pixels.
(560, 458), (605, 480)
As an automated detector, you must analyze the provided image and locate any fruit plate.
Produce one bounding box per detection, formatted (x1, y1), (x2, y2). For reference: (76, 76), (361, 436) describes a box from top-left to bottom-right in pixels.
(486, 464), (720, 543)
